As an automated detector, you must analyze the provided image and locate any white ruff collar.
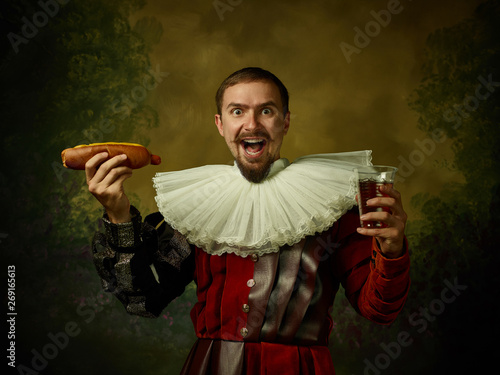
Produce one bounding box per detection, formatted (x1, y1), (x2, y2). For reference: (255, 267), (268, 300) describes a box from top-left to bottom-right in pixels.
(153, 151), (372, 257)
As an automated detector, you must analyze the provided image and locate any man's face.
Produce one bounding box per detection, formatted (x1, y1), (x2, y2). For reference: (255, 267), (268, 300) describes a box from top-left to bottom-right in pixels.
(215, 80), (290, 183)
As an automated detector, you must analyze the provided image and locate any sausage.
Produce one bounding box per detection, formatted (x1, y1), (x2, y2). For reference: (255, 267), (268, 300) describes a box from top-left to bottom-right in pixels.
(61, 142), (161, 170)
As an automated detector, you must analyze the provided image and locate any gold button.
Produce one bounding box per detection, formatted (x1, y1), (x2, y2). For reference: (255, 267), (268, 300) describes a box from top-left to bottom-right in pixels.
(242, 304), (250, 313)
(247, 279), (256, 287)
(250, 253), (259, 262)
(240, 327), (248, 337)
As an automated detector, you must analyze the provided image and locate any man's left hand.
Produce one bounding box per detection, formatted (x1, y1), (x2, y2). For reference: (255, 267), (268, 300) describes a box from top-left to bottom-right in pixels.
(356, 185), (407, 259)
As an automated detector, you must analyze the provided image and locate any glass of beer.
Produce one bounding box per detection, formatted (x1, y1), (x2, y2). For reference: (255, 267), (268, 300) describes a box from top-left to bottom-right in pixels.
(354, 165), (398, 228)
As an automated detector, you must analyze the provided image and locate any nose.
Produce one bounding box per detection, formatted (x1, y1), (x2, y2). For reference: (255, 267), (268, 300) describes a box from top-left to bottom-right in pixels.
(244, 111), (260, 131)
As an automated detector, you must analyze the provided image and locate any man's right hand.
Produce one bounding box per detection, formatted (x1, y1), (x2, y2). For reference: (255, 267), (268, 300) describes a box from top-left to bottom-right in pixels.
(85, 152), (133, 223)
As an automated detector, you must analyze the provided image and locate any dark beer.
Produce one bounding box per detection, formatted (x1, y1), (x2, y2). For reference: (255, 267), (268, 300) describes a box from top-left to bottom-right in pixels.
(358, 178), (393, 228)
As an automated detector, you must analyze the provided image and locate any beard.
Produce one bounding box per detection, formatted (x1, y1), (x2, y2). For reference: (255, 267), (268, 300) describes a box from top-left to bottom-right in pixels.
(233, 129), (275, 183)
(235, 154), (274, 183)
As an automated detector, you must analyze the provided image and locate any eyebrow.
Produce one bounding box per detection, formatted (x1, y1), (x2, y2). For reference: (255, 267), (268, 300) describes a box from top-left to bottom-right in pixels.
(226, 101), (280, 111)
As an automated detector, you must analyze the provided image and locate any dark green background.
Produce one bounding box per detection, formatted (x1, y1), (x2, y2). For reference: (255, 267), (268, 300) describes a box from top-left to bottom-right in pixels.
(1, 0), (498, 374)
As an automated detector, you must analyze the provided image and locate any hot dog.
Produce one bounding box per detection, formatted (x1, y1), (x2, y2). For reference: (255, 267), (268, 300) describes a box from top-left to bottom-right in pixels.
(61, 142), (161, 170)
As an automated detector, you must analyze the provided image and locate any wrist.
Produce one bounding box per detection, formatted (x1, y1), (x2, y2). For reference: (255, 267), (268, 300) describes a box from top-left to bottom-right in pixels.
(107, 211), (132, 224)
(382, 248), (404, 259)
(102, 206), (142, 249)
(106, 205), (131, 224)
(377, 238), (406, 259)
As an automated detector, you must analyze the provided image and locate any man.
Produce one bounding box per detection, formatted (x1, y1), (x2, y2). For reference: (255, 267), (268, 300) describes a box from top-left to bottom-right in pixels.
(86, 67), (409, 374)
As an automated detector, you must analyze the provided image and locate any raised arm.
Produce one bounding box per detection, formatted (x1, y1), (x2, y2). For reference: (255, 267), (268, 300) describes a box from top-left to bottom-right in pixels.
(332, 209), (410, 325)
(85, 152), (194, 318)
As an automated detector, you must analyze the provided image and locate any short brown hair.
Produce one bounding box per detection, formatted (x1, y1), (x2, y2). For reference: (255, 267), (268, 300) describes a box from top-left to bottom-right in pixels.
(215, 67), (289, 117)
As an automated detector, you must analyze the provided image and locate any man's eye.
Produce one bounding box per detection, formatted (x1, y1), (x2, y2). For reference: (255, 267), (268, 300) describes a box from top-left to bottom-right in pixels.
(262, 108), (272, 115)
(232, 109), (243, 115)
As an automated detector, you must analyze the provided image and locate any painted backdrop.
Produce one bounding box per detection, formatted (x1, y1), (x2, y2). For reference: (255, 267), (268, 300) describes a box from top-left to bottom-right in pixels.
(1, 0), (498, 374)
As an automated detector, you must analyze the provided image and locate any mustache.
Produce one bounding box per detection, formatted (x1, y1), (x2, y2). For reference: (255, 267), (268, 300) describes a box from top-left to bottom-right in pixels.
(236, 130), (271, 142)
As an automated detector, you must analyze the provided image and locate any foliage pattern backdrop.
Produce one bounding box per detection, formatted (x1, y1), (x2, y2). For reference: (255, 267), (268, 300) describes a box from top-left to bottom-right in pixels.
(1, 0), (498, 374)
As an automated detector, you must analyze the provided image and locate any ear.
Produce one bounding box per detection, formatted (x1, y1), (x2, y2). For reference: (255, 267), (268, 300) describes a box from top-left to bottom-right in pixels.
(283, 111), (290, 135)
(215, 114), (224, 137)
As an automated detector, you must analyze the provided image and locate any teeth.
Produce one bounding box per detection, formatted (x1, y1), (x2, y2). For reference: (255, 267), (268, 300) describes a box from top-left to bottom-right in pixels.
(242, 139), (265, 156)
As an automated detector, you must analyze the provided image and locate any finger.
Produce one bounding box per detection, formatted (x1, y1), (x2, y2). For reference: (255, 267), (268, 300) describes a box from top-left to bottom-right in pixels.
(366, 185), (400, 203)
(90, 154), (128, 184)
(382, 187), (407, 223)
(88, 166), (132, 203)
(99, 165), (133, 190)
(366, 197), (398, 219)
(361, 205), (407, 228)
(357, 225), (399, 239)
(85, 152), (109, 184)
(366, 190), (405, 219)
(359, 213), (391, 232)
(379, 185), (403, 205)
(358, 219), (404, 240)
(366, 196), (396, 207)
(360, 210), (392, 225)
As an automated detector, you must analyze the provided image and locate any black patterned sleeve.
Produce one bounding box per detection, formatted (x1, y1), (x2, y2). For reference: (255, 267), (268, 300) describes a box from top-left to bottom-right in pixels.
(91, 206), (195, 318)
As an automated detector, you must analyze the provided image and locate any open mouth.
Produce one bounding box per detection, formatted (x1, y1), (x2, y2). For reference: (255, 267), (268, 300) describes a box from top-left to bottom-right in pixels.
(241, 138), (267, 158)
